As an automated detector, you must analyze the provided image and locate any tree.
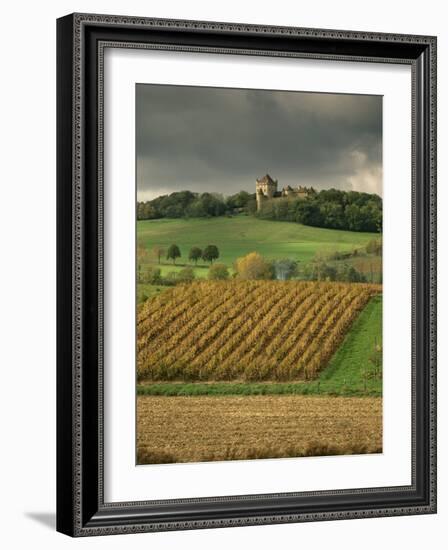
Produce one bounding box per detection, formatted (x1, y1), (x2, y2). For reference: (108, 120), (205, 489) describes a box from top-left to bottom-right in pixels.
(234, 252), (274, 280)
(208, 263), (229, 280)
(137, 202), (159, 220)
(272, 259), (298, 281)
(246, 197), (258, 215)
(202, 245), (219, 264)
(166, 244), (181, 264)
(350, 266), (366, 283)
(188, 246), (202, 265)
(365, 238), (382, 256)
(254, 188), (382, 233)
(151, 245), (165, 265)
(369, 341), (383, 380)
(303, 260), (337, 282)
(345, 204), (363, 231)
(226, 190), (253, 210)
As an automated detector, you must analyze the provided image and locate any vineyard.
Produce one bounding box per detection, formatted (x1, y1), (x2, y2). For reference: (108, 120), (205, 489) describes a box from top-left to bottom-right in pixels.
(137, 280), (381, 382)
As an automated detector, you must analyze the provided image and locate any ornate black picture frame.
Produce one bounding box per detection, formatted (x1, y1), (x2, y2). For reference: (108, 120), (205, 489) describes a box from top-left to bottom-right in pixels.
(56, 13), (437, 537)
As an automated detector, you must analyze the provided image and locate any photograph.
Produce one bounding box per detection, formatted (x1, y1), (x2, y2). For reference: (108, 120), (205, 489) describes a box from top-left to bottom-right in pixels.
(135, 83), (383, 465)
(54, 9), (437, 538)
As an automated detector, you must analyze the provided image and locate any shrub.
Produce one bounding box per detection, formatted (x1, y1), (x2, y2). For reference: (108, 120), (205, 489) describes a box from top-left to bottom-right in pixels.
(164, 271), (179, 286)
(234, 252), (274, 280)
(303, 261), (366, 283)
(208, 263), (229, 280)
(142, 266), (162, 284)
(177, 267), (195, 283)
(272, 259), (298, 280)
(337, 264), (367, 283)
(303, 261), (337, 281)
(365, 239), (382, 256)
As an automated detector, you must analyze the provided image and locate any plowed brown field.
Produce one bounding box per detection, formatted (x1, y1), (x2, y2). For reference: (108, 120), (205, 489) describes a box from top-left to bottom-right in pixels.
(137, 395), (382, 464)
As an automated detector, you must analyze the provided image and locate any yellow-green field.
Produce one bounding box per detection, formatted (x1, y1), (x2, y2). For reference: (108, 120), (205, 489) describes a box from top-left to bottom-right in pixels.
(137, 395), (382, 464)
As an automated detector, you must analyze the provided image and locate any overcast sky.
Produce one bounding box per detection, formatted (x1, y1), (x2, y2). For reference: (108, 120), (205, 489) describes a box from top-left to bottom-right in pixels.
(136, 84), (382, 201)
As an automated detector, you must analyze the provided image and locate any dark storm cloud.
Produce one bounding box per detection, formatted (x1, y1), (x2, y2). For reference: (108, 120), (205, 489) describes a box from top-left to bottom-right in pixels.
(136, 84), (382, 201)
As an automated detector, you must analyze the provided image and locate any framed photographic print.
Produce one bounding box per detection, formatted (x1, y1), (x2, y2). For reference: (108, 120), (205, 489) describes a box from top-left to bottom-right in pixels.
(56, 13), (437, 536)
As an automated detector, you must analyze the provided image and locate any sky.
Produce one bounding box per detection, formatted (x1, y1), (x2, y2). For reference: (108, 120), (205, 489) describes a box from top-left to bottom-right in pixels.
(136, 84), (382, 202)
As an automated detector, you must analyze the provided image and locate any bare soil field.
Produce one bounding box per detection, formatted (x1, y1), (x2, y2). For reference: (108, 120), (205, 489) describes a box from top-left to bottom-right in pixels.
(137, 395), (382, 464)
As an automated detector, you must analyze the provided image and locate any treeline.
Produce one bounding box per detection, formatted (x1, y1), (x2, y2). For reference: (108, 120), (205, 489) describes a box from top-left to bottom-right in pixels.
(140, 263), (231, 290)
(138, 243), (227, 291)
(234, 252), (370, 284)
(257, 189), (382, 232)
(140, 243), (221, 266)
(137, 190), (255, 220)
(137, 188), (382, 233)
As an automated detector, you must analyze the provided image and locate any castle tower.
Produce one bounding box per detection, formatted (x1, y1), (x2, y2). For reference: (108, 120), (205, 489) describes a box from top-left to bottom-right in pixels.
(256, 174), (278, 211)
(256, 188), (265, 211)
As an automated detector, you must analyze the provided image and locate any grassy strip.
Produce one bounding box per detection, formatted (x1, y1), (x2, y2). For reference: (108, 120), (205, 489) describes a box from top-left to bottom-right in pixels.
(137, 295), (382, 397)
(318, 294), (382, 394)
(137, 381), (380, 397)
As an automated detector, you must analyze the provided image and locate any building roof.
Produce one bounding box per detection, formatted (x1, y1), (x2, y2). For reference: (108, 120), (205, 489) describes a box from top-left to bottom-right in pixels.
(256, 174), (277, 185)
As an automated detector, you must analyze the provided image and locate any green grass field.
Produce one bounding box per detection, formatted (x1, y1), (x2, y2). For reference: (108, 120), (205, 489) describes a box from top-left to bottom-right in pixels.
(137, 294), (382, 396)
(138, 215), (379, 274)
(137, 283), (167, 303)
(142, 263), (210, 279)
(317, 294), (382, 392)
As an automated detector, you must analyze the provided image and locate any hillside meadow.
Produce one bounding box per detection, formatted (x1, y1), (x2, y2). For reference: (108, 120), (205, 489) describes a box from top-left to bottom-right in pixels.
(137, 215), (379, 278)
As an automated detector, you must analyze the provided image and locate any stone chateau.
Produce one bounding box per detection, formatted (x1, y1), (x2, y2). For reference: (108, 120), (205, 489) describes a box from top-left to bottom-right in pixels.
(256, 174), (311, 211)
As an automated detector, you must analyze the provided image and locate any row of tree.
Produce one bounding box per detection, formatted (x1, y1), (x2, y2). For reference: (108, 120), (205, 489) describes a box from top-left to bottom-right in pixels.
(139, 263), (231, 284)
(139, 248), (371, 289)
(137, 190), (254, 220)
(151, 244), (220, 265)
(256, 189), (382, 232)
(302, 261), (368, 283)
(235, 253), (370, 283)
(137, 243), (223, 288)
